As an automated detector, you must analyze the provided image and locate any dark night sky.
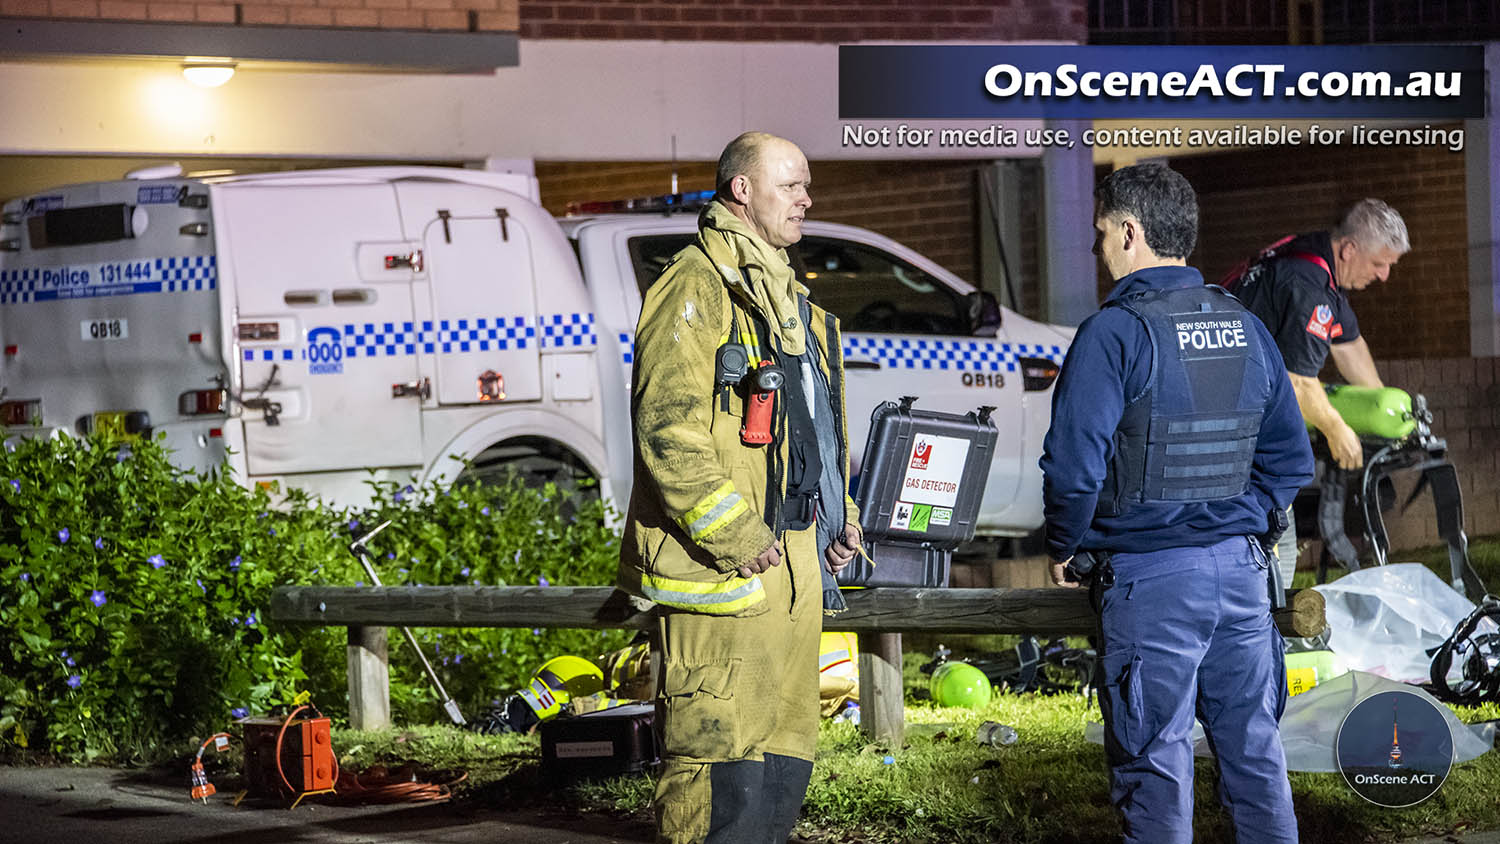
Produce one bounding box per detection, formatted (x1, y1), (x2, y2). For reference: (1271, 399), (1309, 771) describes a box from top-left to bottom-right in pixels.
(1337, 690), (1453, 770)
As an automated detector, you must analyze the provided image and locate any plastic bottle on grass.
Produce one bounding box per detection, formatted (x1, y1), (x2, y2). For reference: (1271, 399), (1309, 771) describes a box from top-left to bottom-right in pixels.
(977, 721), (1018, 747)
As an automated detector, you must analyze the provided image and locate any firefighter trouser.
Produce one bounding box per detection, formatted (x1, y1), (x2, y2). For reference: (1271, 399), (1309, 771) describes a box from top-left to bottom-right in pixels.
(653, 529), (822, 844)
(1097, 536), (1296, 844)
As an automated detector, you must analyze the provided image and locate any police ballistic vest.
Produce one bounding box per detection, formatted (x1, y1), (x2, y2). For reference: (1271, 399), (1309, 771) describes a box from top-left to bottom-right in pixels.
(1095, 285), (1269, 516)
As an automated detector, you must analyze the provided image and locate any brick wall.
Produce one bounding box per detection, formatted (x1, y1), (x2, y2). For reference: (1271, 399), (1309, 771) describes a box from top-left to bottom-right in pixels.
(1168, 134), (1470, 361)
(519, 0), (1087, 42)
(537, 158), (989, 288)
(0, 0), (518, 30)
(1, 0), (1086, 37)
(1372, 357), (1500, 551)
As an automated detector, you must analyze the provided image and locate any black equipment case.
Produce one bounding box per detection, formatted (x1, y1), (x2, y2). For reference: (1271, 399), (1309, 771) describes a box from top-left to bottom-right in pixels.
(539, 702), (660, 780)
(837, 398), (998, 588)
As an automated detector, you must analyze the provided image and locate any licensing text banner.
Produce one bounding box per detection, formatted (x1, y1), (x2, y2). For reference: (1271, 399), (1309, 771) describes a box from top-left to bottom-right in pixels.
(837, 46), (1485, 120)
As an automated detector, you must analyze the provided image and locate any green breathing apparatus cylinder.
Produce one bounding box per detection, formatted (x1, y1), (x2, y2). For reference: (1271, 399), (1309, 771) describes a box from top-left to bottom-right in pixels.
(1311, 385), (1417, 440)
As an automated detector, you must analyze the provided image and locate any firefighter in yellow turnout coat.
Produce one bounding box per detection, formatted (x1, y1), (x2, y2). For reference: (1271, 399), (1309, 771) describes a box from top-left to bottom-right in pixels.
(619, 133), (862, 844)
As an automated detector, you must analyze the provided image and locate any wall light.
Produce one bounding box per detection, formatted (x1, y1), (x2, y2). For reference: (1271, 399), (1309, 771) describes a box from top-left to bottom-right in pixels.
(182, 63), (235, 88)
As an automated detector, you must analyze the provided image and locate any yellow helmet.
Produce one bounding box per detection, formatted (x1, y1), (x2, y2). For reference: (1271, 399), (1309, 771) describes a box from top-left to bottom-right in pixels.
(518, 655), (605, 721)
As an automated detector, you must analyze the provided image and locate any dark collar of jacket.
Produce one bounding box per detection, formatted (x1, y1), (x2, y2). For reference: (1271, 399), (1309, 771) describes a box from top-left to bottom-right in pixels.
(1102, 265), (1205, 305)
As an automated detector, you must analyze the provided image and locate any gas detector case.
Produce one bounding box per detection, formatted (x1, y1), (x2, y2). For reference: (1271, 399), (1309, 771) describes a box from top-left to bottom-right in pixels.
(539, 702), (660, 780)
(837, 398), (997, 588)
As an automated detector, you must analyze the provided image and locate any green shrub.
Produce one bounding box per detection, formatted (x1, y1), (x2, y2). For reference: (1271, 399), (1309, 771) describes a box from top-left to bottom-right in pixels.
(0, 434), (625, 763)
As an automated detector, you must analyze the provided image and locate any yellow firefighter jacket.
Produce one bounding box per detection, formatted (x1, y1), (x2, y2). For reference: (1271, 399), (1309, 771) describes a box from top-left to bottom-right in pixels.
(617, 203), (859, 617)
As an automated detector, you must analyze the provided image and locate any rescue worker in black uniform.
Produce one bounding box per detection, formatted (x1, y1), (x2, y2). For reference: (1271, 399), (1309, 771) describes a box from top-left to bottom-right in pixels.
(1230, 199), (1409, 582)
(1041, 163), (1314, 844)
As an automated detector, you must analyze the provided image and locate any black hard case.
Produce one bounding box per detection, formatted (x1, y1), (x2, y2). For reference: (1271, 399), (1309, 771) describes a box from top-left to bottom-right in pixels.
(837, 399), (998, 588)
(539, 702), (660, 779)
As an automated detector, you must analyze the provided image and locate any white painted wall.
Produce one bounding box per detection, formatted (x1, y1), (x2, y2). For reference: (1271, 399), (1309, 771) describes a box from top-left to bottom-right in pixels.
(0, 40), (1048, 161)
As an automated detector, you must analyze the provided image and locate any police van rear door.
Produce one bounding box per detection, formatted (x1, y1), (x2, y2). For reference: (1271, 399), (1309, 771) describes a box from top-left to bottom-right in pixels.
(217, 180), (424, 473)
(0, 179), (224, 472)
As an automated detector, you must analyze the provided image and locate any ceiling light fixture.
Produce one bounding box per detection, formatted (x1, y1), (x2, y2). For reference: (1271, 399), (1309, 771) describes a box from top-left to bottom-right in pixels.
(182, 63), (236, 88)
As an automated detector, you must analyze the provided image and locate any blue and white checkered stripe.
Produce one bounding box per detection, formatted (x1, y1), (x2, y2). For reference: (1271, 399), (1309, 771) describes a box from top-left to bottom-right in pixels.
(842, 336), (1067, 372)
(538, 313), (597, 349)
(240, 313), (596, 362)
(159, 256), (216, 292)
(619, 332), (635, 365)
(0, 255), (216, 304)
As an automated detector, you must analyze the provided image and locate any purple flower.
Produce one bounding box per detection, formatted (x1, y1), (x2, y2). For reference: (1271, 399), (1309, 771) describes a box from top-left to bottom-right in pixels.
(196, 578), (206, 594)
(394, 489), (406, 503)
(93, 537), (104, 551)
(63, 650), (75, 667)
(148, 554), (165, 569)
(480, 506), (491, 516)
(57, 528), (70, 544)
(460, 567), (470, 577)
(386, 553), (395, 560)
(267, 528), (276, 537)
(354, 581), (364, 587)
(256, 512), (267, 520)
(230, 556), (241, 571)
(348, 519), (360, 533)
(532, 628), (541, 636)
(66, 675), (81, 689)
(453, 654), (463, 664)
(441, 657), (450, 666)
(245, 612), (257, 627)
(19, 572), (29, 583)
(538, 576), (550, 588)
(7, 479), (18, 492)
(231, 707), (248, 719)
(90, 590), (106, 608)
(457, 501), (468, 509)
(231, 616), (241, 626)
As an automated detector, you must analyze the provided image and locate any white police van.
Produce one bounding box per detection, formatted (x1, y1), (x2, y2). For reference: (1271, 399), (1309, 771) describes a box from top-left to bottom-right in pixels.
(0, 167), (1069, 537)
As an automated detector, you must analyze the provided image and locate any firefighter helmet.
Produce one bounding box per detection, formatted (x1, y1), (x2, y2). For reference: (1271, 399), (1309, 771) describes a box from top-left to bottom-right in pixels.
(517, 655), (605, 721)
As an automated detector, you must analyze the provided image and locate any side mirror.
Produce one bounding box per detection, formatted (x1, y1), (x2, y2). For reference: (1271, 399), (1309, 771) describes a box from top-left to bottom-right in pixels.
(965, 290), (1002, 337)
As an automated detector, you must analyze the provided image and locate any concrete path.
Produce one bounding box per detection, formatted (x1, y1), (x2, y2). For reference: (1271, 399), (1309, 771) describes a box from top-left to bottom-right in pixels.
(0, 765), (654, 844)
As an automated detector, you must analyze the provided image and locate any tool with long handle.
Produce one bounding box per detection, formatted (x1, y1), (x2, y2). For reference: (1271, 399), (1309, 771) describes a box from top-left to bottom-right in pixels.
(349, 520), (466, 726)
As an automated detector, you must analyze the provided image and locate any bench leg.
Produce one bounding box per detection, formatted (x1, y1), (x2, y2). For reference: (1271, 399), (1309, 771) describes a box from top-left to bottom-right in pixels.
(857, 632), (904, 746)
(347, 626), (391, 731)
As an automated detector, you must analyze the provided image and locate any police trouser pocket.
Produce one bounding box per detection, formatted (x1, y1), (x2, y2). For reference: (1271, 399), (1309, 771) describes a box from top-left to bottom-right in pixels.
(1101, 648), (1148, 758)
(662, 659), (743, 761)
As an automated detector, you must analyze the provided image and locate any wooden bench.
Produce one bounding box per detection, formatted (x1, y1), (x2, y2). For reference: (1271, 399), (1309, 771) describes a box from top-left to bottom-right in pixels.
(268, 585), (1324, 744)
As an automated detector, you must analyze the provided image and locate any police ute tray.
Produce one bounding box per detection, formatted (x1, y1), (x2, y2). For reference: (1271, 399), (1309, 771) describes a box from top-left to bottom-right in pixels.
(837, 397), (998, 588)
(539, 702), (659, 780)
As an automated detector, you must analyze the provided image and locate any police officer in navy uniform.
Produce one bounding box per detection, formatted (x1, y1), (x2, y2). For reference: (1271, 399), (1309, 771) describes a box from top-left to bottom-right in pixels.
(1041, 163), (1314, 844)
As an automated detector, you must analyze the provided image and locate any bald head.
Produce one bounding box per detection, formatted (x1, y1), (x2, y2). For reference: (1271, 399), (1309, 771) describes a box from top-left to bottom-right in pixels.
(715, 132), (812, 249)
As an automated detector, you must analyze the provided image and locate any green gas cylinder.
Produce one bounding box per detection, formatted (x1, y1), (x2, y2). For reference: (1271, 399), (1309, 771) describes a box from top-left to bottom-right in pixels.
(1325, 385), (1416, 440)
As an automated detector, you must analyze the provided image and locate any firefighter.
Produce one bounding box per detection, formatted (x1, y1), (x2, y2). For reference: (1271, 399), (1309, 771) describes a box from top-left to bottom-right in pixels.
(618, 131), (862, 844)
(1040, 163), (1314, 844)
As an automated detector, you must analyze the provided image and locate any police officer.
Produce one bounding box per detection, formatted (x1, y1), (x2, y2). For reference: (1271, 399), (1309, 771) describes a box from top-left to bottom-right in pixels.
(1040, 163), (1314, 844)
(1232, 199), (1410, 582)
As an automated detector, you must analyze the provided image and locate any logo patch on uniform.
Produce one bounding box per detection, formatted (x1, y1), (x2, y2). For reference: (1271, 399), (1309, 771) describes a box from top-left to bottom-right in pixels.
(1306, 304), (1334, 341)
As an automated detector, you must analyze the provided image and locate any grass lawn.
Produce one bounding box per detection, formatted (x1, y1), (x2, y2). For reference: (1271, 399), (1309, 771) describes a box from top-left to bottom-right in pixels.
(329, 536), (1500, 844)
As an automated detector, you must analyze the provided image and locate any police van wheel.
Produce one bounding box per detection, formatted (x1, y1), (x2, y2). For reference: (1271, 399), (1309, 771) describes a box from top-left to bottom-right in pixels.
(457, 436), (599, 501)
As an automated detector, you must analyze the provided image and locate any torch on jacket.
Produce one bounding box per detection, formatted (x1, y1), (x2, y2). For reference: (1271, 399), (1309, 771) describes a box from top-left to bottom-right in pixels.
(617, 239), (858, 618)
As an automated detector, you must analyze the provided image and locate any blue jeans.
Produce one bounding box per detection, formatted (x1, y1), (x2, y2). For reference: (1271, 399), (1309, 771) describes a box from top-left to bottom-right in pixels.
(1096, 535), (1296, 844)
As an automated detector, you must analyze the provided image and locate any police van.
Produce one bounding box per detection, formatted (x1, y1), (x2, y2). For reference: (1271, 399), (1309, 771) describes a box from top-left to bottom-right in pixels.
(0, 166), (1070, 537)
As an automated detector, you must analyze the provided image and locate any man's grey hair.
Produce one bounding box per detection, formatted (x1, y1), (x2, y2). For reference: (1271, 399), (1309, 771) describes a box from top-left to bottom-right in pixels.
(715, 131), (779, 198)
(1333, 198), (1410, 254)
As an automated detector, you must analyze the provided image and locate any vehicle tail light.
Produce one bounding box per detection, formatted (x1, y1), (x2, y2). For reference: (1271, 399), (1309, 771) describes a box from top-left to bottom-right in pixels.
(3, 344), (17, 357)
(1, 398), (41, 426)
(179, 389), (227, 416)
(1019, 357), (1061, 392)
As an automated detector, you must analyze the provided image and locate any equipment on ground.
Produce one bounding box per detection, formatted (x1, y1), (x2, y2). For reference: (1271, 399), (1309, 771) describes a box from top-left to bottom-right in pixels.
(1427, 596), (1500, 705)
(838, 397), (998, 588)
(349, 520), (466, 726)
(1284, 649), (1347, 696)
(539, 701), (660, 780)
(928, 660), (993, 709)
(188, 732), (232, 802)
(238, 704), (339, 808)
(922, 638), (1098, 700)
